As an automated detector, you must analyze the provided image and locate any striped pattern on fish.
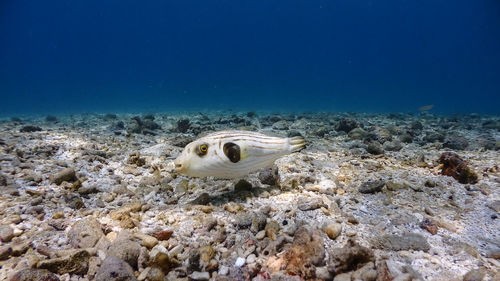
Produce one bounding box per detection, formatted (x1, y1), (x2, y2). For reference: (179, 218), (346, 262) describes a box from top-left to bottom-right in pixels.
(173, 130), (306, 179)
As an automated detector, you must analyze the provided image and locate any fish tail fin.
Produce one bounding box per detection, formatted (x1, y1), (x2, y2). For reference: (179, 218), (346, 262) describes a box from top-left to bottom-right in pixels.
(289, 136), (306, 152)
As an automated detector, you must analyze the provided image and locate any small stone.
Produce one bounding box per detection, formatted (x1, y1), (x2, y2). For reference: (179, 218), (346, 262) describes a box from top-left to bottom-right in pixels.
(323, 223), (342, 240)
(234, 179), (252, 191)
(37, 249), (90, 275)
(298, 197), (325, 211)
(235, 257), (246, 267)
(393, 273), (412, 281)
(68, 218), (104, 248)
(487, 200), (500, 213)
(135, 233), (158, 249)
(50, 168), (77, 185)
(374, 233), (430, 252)
(246, 253), (256, 264)
(52, 212), (64, 219)
(189, 271), (210, 281)
(107, 230), (142, 268)
(11, 239), (32, 256)
(258, 166), (279, 186)
(218, 265), (229, 276)
(255, 230), (266, 240)
(154, 230), (173, 241)
(336, 118), (361, 133)
(9, 268), (60, 281)
(366, 142), (384, 155)
(0, 225), (14, 242)
(359, 179), (385, 194)
(95, 256), (137, 281)
(190, 192), (211, 205)
(0, 245), (12, 260)
(462, 268), (486, 281)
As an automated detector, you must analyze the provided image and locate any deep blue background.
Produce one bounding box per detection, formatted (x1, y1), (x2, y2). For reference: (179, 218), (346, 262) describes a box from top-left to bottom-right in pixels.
(1, 0), (499, 115)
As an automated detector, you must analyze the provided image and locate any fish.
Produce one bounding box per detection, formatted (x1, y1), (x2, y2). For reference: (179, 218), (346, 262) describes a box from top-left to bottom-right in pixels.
(173, 130), (306, 178)
(418, 104), (434, 111)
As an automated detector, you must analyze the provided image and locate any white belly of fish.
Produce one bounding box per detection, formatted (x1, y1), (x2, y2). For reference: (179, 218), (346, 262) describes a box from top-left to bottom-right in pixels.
(173, 130), (306, 179)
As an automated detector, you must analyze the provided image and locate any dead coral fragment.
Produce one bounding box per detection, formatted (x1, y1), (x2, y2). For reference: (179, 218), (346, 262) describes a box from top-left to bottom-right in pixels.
(438, 152), (478, 184)
(264, 227), (325, 280)
(327, 239), (375, 275)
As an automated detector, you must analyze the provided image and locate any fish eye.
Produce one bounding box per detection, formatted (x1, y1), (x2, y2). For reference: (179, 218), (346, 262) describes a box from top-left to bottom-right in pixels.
(198, 144), (208, 155)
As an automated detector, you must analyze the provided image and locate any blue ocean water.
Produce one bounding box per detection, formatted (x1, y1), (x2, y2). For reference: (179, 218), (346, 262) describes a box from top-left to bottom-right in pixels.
(1, 0), (499, 115)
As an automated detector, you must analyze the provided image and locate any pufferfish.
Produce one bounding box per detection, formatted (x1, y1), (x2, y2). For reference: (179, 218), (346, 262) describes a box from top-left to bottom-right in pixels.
(173, 130), (306, 178)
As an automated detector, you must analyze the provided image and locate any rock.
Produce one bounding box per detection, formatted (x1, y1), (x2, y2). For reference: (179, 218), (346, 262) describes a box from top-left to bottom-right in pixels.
(0, 244), (12, 260)
(234, 179), (252, 191)
(336, 118), (361, 133)
(419, 218), (438, 235)
(68, 218), (104, 248)
(258, 166), (279, 186)
(439, 152), (478, 184)
(297, 197), (325, 211)
(189, 271), (210, 280)
(9, 268), (60, 281)
(95, 256), (137, 281)
(392, 274), (412, 281)
(154, 230), (173, 241)
(462, 268), (486, 281)
(410, 121), (423, 130)
(0, 225), (14, 242)
(107, 230), (142, 268)
(77, 185), (99, 195)
(138, 267), (164, 281)
(374, 233), (430, 252)
(37, 249), (90, 275)
(333, 272), (352, 281)
(148, 251), (172, 274)
(20, 125), (42, 132)
(486, 200), (500, 213)
(190, 192), (211, 205)
(399, 133), (413, 143)
(272, 120), (288, 130)
(359, 179), (385, 194)
(443, 134), (469, 150)
(383, 140), (403, 151)
(176, 119), (191, 133)
(348, 128), (368, 140)
(327, 239), (374, 275)
(323, 223), (342, 240)
(135, 233), (158, 249)
(50, 168), (77, 185)
(366, 141), (384, 155)
(11, 239), (32, 256)
(424, 131), (445, 143)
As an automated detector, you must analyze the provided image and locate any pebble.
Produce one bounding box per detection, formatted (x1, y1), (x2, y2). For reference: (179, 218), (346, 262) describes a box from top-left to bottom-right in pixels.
(37, 249), (90, 275)
(95, 256), (137, 281)
(189, 271), (210, 281)
(50, 167), (77, 185)
(9, 268), (61, 281)
(68, 218), (104, 248)
(0, 225), (14, 242)
(374, 233), (430, 252)
(297, 197), (325, 211)
(0, 245), (12, 260)
(246, 254), (256, 264)
(323, 222), (342, 240)
(359, 179), (385, 194)
(255, 230), (266, 240)
(107, 231), (142, 268)
(218, 265), (229, 276)
(235, 257), (246, 267)
(135, 233), (158, 249)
